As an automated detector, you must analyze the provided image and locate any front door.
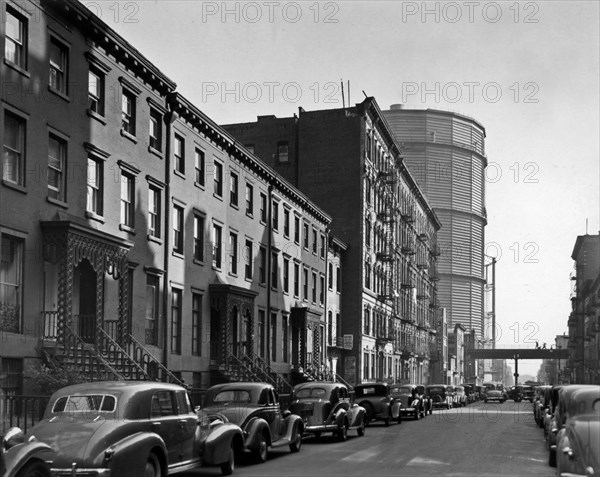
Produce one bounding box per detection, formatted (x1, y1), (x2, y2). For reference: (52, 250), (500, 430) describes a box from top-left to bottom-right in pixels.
(210, 306), (221, 360)
(78, 260), (97, 343)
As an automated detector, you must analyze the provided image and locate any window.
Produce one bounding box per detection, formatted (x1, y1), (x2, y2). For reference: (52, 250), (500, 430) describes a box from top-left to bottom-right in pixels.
(174, 135), (184, 174)
(366, 219), (371, 247)
(230, 172), (238, 207)
(171, 288), (182, 354)
(192, 293), (202, 356)
(365, 261), (371, 289)
(88, 68), (104, 115)
(277, 141), (289, 163)
(327, 311), (333, 345)
(258, 310), (265, 358)
(283, 209), (290, 237)
(212, 224), (222, 268)
(145, 274), (159, 345)
(120, 173), (135, 228)
(303, 267), (308, 300)
(49, 37), (68, 94)
(294, 216), (300, 243)
(195, 148), (205, 186)
(259, 193), (267, 222)
(364, 308), (370, 334)
(86, 157), (103, 215)
(293, 263), (300, 297)
(271, 312), (277, 361)
(282, 315), (288, 363)
(244, 240), (252, 279)
(320, 234), (326, 259)
(47, 134), (66, 201)
(148, 187), (161, 238)
(303, 223), (309, 249)
(149, 109), (162, 151)
(312, 229), (318, 254)
(121, 90), (135, 135)
(194, 215), (204, 261)
(311, 271), (317, 302)
(214, 162), (223, 197)
(173, 205), (184, 254)
(336, 266), (341, 292)
(245, 183), (253, 215)
(272, 200), (279, 230)
(5, 8), (26, 69)
(271, 252), (278, 289)
(259, 246), (266, 285)
(283, 257), (290, 293)
(229, 232), (238, 274)
(319, 275), (325, 304)
(0, 235), (23, 333)
(3, 111), (25, 185)
(328, 263), (333, 289)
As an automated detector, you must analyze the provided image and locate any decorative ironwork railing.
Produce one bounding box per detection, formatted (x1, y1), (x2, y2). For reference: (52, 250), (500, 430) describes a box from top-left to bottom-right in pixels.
(96, 326), (149, 381)
(127, 333), (185, 386)
(0, 395), (49, 435)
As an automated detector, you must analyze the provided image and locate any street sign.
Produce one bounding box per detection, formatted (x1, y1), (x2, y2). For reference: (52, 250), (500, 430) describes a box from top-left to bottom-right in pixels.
(343, 334), (353, 350)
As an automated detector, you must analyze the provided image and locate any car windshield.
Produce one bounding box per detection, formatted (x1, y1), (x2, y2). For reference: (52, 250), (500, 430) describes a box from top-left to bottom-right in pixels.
(427, 387), (445, 394)
(295, 387), (328, 399)
(53, 394), (116, 413)
(211, 390), (251, 404)
(355, 385), (386, 396)
(391, 386), (413, 394)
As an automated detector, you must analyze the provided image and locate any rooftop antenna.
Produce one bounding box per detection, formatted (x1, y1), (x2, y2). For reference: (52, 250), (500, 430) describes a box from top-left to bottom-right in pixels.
(362, 90), (368, 98)
(341, 79), (345, 108)
(586, 218), (588, 234)
(347, 80), (351, 106)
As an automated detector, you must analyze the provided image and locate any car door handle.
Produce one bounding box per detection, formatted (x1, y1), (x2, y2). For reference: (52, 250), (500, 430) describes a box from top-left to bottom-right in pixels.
(151, 422), (162, 429)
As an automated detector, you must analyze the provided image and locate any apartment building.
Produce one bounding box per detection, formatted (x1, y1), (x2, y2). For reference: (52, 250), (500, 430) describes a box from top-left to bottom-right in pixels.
(0, 0), (330, 395)
(223, 98), (442, 385)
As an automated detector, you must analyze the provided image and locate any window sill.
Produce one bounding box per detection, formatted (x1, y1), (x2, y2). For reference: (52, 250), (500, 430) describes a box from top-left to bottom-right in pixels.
(172, 250), (184, 259)
(46, 196), (68, 209)
(2, 180), (26, 194)
(148, 234), (163, 245)
(173, 169), (185, 180)
(259, 282), (266, 288)
(148, 146), (163, 159)
(194, 181), (205, 190)
(85, 211), (105, 223)
(230, 202), (239, 210)
(120, 129), (138, 144)
(87, 109), (107, 125)
(48, 86), (70, 102)
(245, 276), (253, 283)
(119, 224), (136, 234)
(4, 59), (30, 78)
(212, 265), (222, 271)
(229, 272), (238, 278)
(213, 193), (223, 202)
(193, 258), (205, 266)
(246, 211), (254, 218)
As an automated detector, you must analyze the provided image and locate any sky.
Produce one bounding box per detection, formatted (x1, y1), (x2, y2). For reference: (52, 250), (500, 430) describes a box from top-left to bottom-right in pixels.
(91, 0), (600, 376)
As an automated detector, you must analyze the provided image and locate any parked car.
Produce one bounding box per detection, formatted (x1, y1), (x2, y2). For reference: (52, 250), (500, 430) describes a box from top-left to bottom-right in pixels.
(426, 384), (454, 410)
(454, 386), (468, 407)
(482, 389), (505, 403)
(533, 385), (552, 428)
(1, 427), (54, 477)
(354, 383), (403, 426)
(27, 381), (243, 476)
(555, 386), (600, 477)
(507, 386), (524, 402)
(547, 384), (597, 467)
(288, 382), (366, 440)
(416, 385), (433, 415)
(389, 384), (425, 420)
(462, 384), (476, 403)
(521, 385), (535, 403)
(203, 382), (304, 463)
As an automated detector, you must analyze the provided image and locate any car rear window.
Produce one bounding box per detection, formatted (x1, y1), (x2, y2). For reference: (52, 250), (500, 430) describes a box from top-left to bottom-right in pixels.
(296, 388), (327, 399)
(211, 390), (251, 403)
(53, 394), (116, 413)
(391, 386), (412, 394)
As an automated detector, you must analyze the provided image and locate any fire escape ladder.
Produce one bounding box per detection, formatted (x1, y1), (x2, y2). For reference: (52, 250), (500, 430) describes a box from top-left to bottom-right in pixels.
(376, 170), (396, 310)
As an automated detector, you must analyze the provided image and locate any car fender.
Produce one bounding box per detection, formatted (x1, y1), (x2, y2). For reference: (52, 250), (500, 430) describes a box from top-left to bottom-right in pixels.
(347, 404), (365, 428)
(202, 422), (244, 465)
(244, 417), (271, 449)
(281, 414), (304, 443)
(333, 407), (347, 428)
(94, 431), (167, 475)
(390, 400), (402, 418)
(3, 442), (54, 477)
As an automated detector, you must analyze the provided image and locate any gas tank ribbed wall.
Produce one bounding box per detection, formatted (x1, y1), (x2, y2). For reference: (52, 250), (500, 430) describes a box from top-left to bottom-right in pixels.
(383, 107), (486, 337)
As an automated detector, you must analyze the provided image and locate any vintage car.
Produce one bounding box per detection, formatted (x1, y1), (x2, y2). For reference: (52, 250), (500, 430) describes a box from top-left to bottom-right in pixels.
(27, 381), (244, 476)
(507, 385), (524, 402)
(482, 389), (505, 403)
(203, 382), (304, 463)
(454, 386), (468, 407)
(521, 385), (535, 403)
(354, 383), (403, 426)
(462, 384), (476, 403)
(288, 382), (366, 440)
(389, 384), (425, 420)
(555, 386), (600, 477)
(547, 385), (597, 467)
(533, 385), (552, 428)
(426, 384), (454, 410)
(1, 427), (54, 477)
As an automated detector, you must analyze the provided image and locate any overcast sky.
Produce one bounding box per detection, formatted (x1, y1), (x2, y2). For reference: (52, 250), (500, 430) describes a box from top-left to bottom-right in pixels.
(93, 0), (600, 376)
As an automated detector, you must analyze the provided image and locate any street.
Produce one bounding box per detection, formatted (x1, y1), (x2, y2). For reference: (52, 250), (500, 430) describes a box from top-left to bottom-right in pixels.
(187, 401), (553, 477)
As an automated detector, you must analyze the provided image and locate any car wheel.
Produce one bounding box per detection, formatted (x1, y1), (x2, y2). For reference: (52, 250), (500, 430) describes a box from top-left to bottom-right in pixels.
(220, 444), (235, 476)
(549, 449), (556, 467)
(255, 433), (269, 463)
(358, 420), (366, 436)
(337, 423), (348, 442)
(289, 428), (302, 453)
(16, 460), (51, 477)
(143, 453), (161, 477)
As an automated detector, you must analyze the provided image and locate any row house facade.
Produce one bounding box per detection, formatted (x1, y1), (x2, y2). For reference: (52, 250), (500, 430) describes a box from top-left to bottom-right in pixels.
(567, 234), (600, 385)
(0, 0), (331, 395)
(223, 98), (442, 386)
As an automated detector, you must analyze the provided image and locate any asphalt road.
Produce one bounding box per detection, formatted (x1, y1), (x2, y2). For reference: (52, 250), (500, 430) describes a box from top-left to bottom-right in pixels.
(188, 400), (555, 477)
